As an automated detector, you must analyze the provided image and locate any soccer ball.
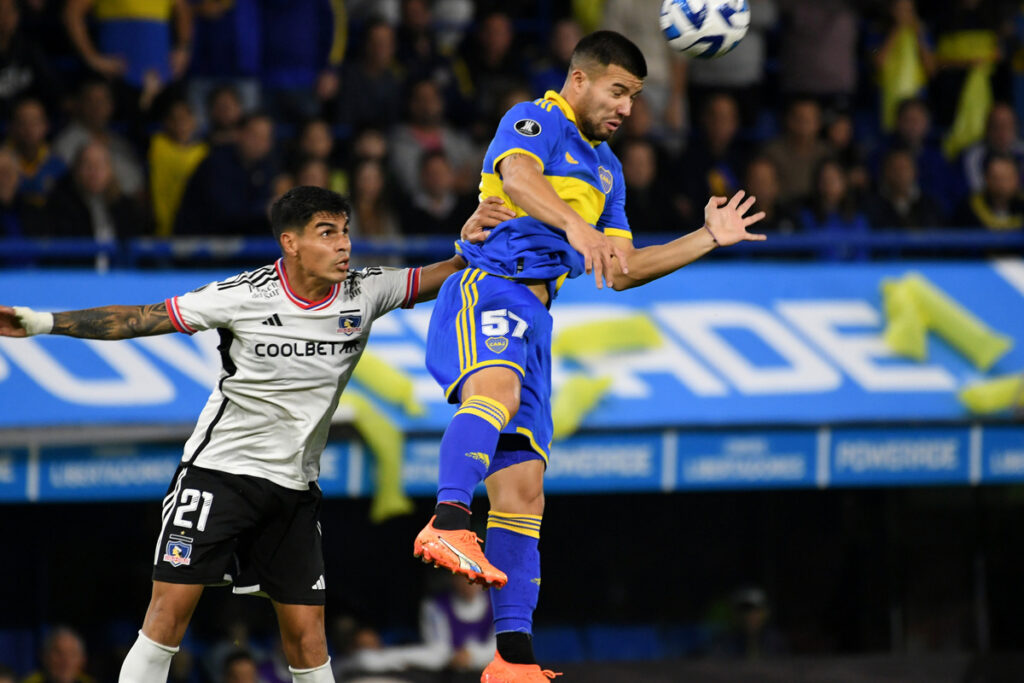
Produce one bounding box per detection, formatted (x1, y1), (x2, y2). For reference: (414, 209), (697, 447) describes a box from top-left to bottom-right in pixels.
(660, 0), (751, 59)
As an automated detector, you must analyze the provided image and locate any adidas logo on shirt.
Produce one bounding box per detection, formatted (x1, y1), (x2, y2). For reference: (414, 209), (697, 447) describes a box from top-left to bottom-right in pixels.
(261, 313), (283, 326)
(311, 575), (326, 590)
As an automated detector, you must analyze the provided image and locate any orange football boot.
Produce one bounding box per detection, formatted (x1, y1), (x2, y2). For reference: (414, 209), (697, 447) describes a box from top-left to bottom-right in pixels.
(413, 515), (508, 588)
(481, 652), (562, 682)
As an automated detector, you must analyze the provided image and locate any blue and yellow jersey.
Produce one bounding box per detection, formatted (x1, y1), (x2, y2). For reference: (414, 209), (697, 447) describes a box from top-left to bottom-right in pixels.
(93, 0), (175, 87)
(457, 90), (631, 285)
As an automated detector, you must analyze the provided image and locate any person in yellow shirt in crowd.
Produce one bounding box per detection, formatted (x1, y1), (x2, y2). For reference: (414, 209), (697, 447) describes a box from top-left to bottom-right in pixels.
(148, 99), (208, 237)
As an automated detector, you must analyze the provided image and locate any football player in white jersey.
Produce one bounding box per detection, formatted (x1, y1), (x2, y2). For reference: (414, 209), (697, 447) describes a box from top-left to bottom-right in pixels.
(0, 187), (515, 683)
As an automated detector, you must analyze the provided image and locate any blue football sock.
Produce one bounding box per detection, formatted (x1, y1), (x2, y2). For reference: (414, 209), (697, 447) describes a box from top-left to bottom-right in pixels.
(436, 395), (509, 507)
(487, 512), (542, 639)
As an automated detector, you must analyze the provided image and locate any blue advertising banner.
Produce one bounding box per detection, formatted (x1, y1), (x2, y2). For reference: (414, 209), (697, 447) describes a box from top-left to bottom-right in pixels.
(0, 448), (29, 502)
(2, 424), (1023, 502)
(1, 261), (1023, 430)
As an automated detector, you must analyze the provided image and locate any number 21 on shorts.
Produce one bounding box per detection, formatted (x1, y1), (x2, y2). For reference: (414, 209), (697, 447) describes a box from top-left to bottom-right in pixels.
(481, 309), (527, 337)
(172, 488), (214, 531)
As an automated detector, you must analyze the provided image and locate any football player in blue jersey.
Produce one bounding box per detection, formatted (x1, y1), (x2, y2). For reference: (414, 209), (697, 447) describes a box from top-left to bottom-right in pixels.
(413, 30), (766, 682)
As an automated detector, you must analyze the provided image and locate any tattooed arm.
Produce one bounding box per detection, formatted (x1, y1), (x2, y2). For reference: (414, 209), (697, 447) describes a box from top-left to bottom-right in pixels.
(0, 303), (176, 339)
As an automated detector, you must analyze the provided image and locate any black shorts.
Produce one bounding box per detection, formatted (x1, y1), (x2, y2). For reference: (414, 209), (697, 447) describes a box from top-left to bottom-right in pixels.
(151, 464), (326, 605)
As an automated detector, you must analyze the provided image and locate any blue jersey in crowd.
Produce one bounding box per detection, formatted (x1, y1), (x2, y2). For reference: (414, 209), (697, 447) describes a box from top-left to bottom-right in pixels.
(457, 90), (632, 288)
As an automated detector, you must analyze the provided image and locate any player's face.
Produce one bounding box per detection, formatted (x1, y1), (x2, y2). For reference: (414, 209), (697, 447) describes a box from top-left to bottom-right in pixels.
(292, 211), (351, 283)
(575, 64), (643, 141)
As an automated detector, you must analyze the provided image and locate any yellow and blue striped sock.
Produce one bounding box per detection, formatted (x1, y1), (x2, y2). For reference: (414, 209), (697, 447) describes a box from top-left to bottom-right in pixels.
(436, 395), (509, 508)
(487, 511), (542, 650)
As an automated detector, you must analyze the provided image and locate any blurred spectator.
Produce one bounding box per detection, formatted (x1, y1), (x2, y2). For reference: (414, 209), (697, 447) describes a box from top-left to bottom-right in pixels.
(866, 147), (946, 229)
(872, 98), (959, 212)
(389, 78), (477, 197)
(451, 11), (529, 132)
(52, 79), (144, 197)
(6, 97), (66, 208)
(799, 158), (870, 260)
(176, 112), (278, 235)
(530, 18), (582, 98)
(777, 0), (859, 110)
(869, 0), (935, 131)
(961, 102), (1024, 193)
(22, 626), (93, 683)
(687, 0), (778, 129)
(63, 0), (193, 105)
(0, 147), (42, 237)
(44, 140), (148, 240)
(205, 84), (245, 147)
(824, 111), (869, 194)
(431, 0), (473, 55)
(954, 153), (1024, 231)
(710, 587), (788, 660)
(259, 0), (344, 124)
(396, 0), (462, 107)
(274, 158), (332, 199)
(148, 98), (209, 236)
(744, 156), (799, 234)
(352, 577), (495, 674)
(0, 664), (14, 683)
(761, 98), (831, 203)
(349, 158), (400, 242)
(186, 0), (261, 132)
(603, 0), (684, 142)
(222, 650), (260, 683)
(399, 150), (476, 237)
(287, 119), (344, 194)
(0, 0), (61, 119)
(678, 93), (749, 223)
(335, 19), (403, 132)
(621, 138), (677, 234)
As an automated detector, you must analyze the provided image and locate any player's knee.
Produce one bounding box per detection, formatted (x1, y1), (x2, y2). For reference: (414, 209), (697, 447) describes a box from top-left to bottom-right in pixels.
(281, 629), (328, 665)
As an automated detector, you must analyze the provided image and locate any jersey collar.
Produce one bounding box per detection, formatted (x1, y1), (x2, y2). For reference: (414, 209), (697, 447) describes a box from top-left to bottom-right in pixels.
(275, 258), (340, 310)
(543, 90), (601, 148)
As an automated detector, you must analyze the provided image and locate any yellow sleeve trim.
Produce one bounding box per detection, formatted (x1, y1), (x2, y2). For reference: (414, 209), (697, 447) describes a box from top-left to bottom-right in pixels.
(493, 148), (545, 176)
(603, 228), (633, 240)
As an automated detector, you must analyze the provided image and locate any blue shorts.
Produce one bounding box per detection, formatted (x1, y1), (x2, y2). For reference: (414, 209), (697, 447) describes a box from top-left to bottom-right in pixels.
(426, 268), (553, 469)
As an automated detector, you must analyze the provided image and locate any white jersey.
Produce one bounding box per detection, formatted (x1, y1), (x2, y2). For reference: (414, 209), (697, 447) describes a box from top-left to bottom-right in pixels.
(164, 258), (422, 490)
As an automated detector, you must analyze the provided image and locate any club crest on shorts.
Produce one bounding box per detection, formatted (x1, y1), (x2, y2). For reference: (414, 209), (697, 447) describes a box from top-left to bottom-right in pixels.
(598, 166), (614, 194)
(338, 310), (362, 335)
(163, 534), (193, 567)
(485, 336), (509, 354)
(514, 119), (541, 136)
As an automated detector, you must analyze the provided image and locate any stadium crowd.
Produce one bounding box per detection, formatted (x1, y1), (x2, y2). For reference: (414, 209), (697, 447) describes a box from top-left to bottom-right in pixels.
(1, 0), (1024, 263)
(4, 0), (1024, 679)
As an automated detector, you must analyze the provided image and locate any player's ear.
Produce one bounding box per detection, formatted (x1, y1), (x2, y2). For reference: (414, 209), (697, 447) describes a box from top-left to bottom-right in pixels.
(279, 229), (298, 257)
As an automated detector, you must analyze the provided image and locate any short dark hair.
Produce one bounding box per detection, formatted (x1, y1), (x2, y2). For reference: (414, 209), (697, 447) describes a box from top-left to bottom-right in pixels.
(570, 30), (647, 80)
(270, 186), (350, 239)
(222, 649), (255, 673)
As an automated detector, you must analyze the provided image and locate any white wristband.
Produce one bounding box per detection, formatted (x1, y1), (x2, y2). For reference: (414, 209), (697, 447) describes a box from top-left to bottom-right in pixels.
(12, 306), (54, 336)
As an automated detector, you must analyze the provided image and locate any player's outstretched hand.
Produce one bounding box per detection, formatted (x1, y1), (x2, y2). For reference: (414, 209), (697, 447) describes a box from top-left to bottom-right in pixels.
(565, 220), (629, 290)
(0, 305), (28, 337)
(704, 190), (767, 247)
(461, 196), (516, 244)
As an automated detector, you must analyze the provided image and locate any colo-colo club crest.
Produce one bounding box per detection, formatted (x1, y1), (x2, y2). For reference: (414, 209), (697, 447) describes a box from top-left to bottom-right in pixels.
(338, 310), (362, 335)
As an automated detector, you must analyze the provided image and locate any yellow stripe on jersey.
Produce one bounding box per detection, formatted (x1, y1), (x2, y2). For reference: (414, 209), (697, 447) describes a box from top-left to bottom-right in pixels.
(468, 271), (485, 366)
(94, 0), (174, 21)
(455, 270), (472, 371)
(493, 148), (545, 175)
(603, 228), (633, 240)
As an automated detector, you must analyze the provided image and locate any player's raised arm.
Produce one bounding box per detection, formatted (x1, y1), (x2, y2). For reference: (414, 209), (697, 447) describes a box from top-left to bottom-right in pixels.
(414, 198), (516, 303)
(604, 190), (767, 291)
(0, 303), (176, 339)
(498, 153), (629, 290)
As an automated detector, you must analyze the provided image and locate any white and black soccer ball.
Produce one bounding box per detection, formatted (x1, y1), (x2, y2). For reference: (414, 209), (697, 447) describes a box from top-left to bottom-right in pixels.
(660, 0), (751, 59)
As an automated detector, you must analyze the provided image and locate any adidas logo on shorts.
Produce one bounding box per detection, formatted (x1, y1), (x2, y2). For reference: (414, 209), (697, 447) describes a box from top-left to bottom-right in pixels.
(311, 575), (326, 590)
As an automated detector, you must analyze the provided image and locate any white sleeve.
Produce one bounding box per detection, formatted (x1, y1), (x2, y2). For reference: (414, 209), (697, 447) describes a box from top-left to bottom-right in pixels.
(165, 278), (243, 335)
(359, 266), (422, 320)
